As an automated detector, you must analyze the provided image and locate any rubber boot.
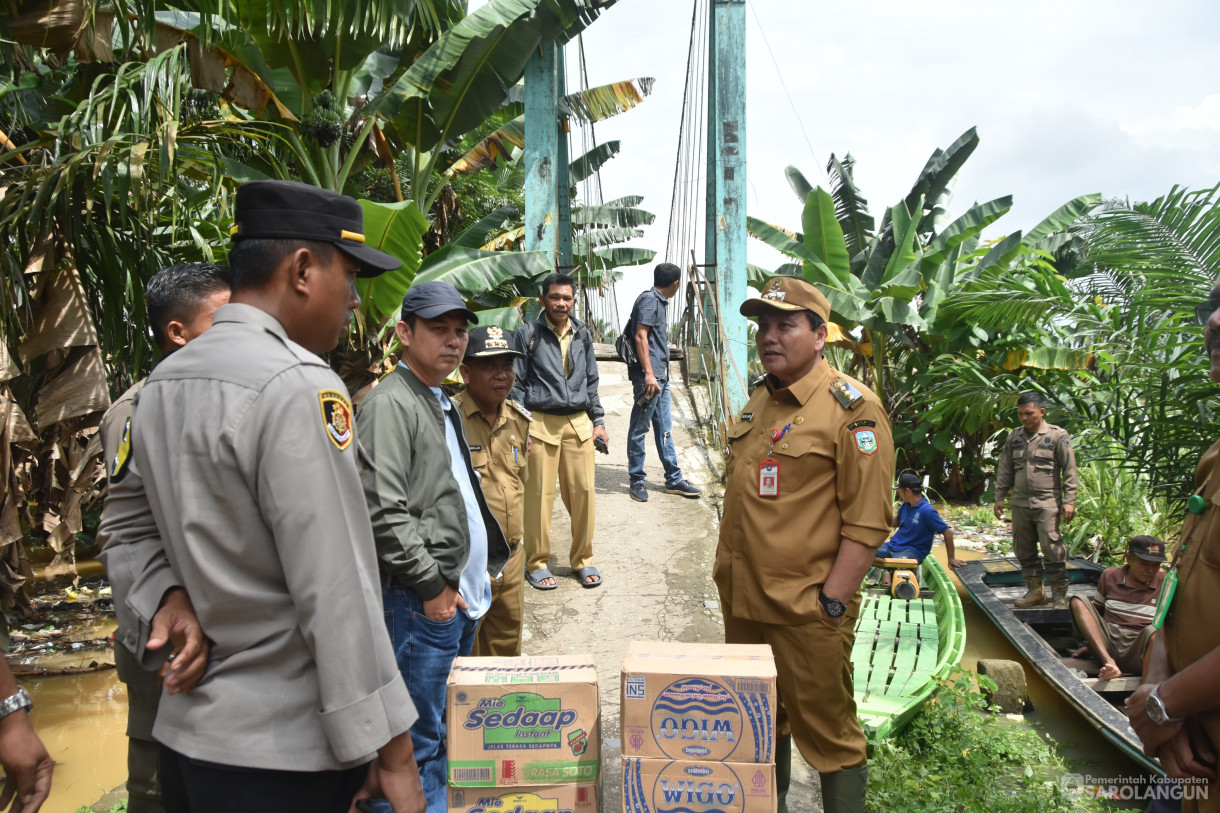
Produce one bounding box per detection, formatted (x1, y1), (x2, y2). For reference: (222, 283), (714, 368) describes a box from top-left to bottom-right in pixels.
(819, 765), (869, 813)
(1050, 579), (1070, 610)
(775, 735), (791, 813)
(1013, 576), (1047, 608)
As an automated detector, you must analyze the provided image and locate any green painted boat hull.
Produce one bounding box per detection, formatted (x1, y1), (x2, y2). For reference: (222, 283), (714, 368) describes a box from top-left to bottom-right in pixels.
(852, 555), (966, 741)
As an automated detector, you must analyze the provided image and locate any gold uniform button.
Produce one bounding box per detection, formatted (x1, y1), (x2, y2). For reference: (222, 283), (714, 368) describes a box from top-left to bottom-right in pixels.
(782, 443), (789, 449)
(772, 400), (779, 406)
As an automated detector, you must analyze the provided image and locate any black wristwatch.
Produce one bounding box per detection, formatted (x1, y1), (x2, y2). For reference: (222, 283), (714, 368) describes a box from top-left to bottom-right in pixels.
(819, 591), (847, 619)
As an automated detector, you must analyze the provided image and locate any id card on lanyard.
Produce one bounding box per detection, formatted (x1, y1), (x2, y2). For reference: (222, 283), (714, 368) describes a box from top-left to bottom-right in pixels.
(759, 423), (791, 498)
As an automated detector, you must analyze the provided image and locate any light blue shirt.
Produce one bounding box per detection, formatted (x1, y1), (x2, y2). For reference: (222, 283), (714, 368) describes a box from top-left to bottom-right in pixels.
(430, 385), (491, 620)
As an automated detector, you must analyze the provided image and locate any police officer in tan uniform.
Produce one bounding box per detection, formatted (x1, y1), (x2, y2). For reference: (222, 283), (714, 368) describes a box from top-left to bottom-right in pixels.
(99, 263), (230, 813)
(455, 325), (532, 656)
(1126, 287), (1220, 810)
(715, 277), (894, 813)
(993, 391), (1078, 609)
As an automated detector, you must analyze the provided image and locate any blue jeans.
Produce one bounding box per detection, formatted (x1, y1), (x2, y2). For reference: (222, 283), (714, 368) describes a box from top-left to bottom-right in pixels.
(875, 541), (926, 563)
(371, 579), (478, 813)
(627, 372), (682, 486)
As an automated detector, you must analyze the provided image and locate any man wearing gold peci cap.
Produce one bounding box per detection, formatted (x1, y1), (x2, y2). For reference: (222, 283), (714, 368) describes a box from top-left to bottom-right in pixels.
(714, 276), (894, 813)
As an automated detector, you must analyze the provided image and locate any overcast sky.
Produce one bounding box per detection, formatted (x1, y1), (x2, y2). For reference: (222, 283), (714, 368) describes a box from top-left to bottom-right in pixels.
(474, 0), (1220, 322)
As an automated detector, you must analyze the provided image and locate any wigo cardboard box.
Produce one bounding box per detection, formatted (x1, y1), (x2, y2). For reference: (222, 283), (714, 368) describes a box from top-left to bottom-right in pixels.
(620, 642), (776, 764)
(447, 655), (600, 787)
(447, 784), (600, 813)
(621, 758), (777, 813)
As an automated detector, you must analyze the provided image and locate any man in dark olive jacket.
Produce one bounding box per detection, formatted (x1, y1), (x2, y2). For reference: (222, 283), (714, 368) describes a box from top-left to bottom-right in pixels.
(357, 281), (511, 813)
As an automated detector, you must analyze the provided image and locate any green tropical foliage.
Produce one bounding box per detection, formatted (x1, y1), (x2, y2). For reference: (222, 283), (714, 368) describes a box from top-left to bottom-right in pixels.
(0, 0), (624, 593)
(748, 128), (1101, 499)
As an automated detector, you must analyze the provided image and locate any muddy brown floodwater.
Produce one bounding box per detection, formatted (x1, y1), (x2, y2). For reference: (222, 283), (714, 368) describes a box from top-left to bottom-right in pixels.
(12, 604), (127, 813)
(29, 668), (127, 813)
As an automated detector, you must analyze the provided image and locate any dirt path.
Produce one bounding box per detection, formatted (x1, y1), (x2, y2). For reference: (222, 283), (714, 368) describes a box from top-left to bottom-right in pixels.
(521, 360), (820, 811)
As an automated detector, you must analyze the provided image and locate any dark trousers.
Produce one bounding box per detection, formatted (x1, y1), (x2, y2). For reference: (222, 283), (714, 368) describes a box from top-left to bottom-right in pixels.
(159, 746), (369, 813)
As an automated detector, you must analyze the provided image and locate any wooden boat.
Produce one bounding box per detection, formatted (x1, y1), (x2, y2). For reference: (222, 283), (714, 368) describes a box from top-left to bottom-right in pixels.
(852, 554), (967, 740)
(955, 556), (1163, 776)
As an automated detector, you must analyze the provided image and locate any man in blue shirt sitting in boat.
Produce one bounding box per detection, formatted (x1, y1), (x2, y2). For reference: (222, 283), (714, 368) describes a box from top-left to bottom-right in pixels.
(876, 473), (964, 568)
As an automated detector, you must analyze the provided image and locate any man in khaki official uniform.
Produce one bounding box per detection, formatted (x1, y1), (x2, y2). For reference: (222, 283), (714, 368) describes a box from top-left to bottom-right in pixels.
(715, 277), (894, 813)
(98, 262), (230, 813)
(98, 180), (425, 813)
(456, 325), (532, 656)
(1126, 286), (1220, 811)
(510, 272), (608, 589)
(993, 391), (1078, 609)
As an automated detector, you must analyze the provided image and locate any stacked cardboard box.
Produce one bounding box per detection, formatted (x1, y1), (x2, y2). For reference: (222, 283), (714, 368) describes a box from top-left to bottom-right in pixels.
(446, 655), (600, 811)
(620, 642), (778, 813)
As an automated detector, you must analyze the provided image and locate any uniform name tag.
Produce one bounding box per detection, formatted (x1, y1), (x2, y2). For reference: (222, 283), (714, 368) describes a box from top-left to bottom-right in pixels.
(759, 458), (780, 497)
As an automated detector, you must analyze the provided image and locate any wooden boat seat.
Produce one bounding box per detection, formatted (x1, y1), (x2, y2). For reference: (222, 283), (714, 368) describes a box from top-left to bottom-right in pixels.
(1080, 676), (1142, 692)
(872, 556), (921, 569)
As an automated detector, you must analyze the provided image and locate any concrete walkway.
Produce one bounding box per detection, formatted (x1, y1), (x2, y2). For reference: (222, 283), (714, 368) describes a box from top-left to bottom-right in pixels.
(520, 359), (820, 811)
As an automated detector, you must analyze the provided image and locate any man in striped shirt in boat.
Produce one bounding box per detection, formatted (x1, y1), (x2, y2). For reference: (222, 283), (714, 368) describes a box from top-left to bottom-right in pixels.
(1070, 535), (1167, 680)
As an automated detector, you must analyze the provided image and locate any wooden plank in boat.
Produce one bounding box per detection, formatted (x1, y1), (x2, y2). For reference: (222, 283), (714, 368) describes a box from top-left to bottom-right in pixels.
(866, 621), (900, 694)
(886, 629), (921, 695)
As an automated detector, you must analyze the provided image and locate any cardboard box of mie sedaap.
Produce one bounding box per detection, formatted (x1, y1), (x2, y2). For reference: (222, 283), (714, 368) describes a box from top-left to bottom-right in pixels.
(447, 783), (599, 813)
(620, 642), (777, 764)
(446, 655), (599, 788)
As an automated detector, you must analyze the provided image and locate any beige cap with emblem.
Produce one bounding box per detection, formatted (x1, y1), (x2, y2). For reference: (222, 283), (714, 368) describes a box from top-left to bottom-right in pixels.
(740, 276), (831, 322)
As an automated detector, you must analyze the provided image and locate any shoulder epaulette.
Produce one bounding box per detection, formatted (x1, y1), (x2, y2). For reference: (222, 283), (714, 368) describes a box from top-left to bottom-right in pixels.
(508, 399), (532, 421)
(830, 377), (863, 410)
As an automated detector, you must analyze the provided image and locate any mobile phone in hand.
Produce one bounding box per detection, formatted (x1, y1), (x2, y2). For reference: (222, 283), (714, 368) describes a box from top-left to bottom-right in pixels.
(594, 436), (609, 454)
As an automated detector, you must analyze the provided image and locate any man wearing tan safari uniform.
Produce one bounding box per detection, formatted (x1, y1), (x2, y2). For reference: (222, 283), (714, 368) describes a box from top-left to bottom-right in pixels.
(1126, 286), (1220, 810)
(456, 325), (532, 656)
(715, 277), (894, 813)
(993, 391), (1078, 609)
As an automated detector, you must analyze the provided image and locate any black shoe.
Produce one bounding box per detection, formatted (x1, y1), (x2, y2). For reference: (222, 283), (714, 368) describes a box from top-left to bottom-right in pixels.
(630, 482), (648, 502)
(665, 480), (702, 498)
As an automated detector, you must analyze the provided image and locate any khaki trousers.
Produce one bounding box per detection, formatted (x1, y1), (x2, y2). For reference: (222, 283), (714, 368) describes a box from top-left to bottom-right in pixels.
(720, 589), (867, 774)
(473, 542), (525, 657)
(1011, 503), (1067, 582)
(524, 419), (596, 574)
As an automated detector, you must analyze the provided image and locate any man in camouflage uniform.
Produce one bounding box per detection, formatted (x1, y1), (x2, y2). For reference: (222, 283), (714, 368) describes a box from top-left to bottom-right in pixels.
(994, 391), (1078, 609)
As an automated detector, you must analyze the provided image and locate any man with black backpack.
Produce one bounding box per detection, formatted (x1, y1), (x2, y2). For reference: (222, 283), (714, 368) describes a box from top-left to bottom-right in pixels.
(510, 272), (608, 589)
(623, 262), (701, 503)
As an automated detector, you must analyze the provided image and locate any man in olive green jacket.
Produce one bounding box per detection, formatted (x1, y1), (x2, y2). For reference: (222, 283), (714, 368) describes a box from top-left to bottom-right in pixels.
(356, 281), (511, 813)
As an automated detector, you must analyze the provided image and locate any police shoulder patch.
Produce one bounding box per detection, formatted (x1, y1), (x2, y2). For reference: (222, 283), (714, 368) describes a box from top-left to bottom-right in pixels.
(830, 378), (863, 410)
(853, 428), (878, 456)
(319, 389), (354, 450)
(110, 417), (133, 482)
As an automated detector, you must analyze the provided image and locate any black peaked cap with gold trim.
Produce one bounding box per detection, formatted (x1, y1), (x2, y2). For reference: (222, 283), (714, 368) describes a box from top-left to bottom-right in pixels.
(231, 179), (400, 278)
(464, 325), (524, 360)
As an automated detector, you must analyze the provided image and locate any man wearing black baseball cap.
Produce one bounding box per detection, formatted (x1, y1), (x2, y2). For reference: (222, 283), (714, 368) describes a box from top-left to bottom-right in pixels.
(1071, 535), (1167, 681)
(99, 179), (426, 812)
(874, 473), (963, 568)
(356, 282), (510, 812)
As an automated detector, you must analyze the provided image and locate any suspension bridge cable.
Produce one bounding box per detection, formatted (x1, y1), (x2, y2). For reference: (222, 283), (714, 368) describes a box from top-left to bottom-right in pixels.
(745, 0), (819, 170)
